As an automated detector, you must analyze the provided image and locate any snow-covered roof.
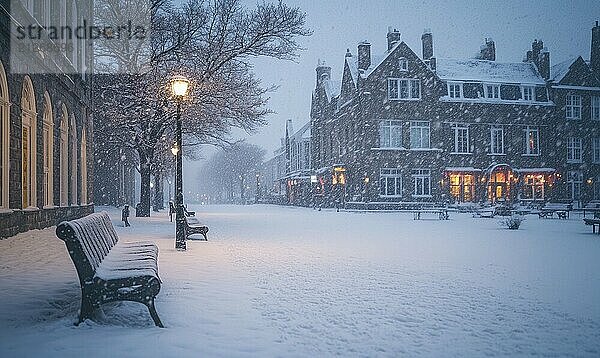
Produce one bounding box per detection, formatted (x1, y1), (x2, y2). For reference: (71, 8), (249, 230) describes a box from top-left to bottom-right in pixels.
(444, 167), (482, 172)
(290, 121), (311, 142)
(514, 167), (556, 173)
(323, 79), (340, 101)
(550, 57), (577, 83)
(345, 56), (358, 85)
(363, 42), (401, 78)
(436, 58), (546, 85)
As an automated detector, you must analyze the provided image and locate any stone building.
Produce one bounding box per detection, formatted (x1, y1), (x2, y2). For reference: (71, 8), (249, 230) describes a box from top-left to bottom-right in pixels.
(0, 0), (94, 237)
(310, 24), (600, 209)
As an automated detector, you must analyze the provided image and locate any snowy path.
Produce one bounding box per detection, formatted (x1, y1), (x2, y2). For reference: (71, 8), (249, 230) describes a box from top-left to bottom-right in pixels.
(1, 205), (600, 357)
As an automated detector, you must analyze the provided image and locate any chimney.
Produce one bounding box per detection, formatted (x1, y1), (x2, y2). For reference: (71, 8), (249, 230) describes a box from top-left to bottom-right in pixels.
(592, 21), (600, 75)
(286, 119), (294, 136)
(358, 41), (371, 70)
(387, 27), (401, 51)
(315, 60), (331, 88)
(429, 57), (436, 71)
(421, 29), (433, 60)
(538, 48), (550, 81)
(477, 38), (496, 61)
(524, 40), (550, 81)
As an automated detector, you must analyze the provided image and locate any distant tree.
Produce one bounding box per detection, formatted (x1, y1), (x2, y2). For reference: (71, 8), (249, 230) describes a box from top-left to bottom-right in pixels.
(201, 142), (266, 203)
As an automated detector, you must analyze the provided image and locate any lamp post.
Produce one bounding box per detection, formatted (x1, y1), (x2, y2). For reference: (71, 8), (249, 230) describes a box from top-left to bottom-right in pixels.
(170, 75), (190, 251)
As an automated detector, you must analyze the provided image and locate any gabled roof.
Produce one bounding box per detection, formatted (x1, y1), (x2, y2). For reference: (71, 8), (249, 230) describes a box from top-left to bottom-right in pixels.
(290, 121), (311, 141)
(362, 42), (403, 78)
(345, 56), (358, 85)
(436, 58), (545, 85)
(550, 57), (578, 83)
(323, 79), (340, 101)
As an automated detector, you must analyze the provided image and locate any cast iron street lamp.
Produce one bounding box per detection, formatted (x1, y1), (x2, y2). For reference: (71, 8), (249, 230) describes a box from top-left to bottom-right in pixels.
(170, 75), (190, 251)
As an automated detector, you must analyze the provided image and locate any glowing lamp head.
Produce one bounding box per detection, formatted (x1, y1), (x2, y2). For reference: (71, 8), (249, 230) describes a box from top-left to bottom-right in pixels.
(171, 144), (179, 156)
(171, 75), (190, 98)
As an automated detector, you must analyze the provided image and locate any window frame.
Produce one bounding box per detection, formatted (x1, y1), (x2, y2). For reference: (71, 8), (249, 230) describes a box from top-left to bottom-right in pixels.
(593, 137), (600, 164)
(451, 124), (470, 154)
(490, 126), (504, 155)
(379, 120), (403, 148)
(567, 137), (583, 163)
(412, 169), (432, 197)
(379, 168), (403, 198)
(523, 126), (540, 156)
(410, 121), (430, 149)
(566, 94), (582, 120)
(388, 78), (421, 100)
(484, 83), (501, 99)
(521, 86), (535, 102)
(448, 82), (463, 99)
(592, 96), (600, 121)
(398, 57), (408, 71)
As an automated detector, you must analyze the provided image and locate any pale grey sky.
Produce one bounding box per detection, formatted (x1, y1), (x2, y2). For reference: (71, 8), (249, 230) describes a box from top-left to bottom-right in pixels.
(240, 0), (600, 155)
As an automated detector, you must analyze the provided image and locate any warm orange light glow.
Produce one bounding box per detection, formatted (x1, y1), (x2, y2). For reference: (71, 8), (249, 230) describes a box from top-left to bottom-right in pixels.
(171, 75), (190, 97)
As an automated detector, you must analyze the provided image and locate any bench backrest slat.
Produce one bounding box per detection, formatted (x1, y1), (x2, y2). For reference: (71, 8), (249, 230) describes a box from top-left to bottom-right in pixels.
(56, 212), (119, 284)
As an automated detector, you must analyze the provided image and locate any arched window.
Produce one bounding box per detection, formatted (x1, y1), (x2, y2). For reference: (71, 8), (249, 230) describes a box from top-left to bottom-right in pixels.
(42, 92), (54, 207)
(70, 113), (78, 205)
(21, 76), (37, 209)
(60, 104), (68, 206)
(0, 61), (9, 209)
(80, 128), (87, 204)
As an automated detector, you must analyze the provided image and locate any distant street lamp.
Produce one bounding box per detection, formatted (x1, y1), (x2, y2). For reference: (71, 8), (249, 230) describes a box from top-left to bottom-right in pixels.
(170, 75), (190, 251)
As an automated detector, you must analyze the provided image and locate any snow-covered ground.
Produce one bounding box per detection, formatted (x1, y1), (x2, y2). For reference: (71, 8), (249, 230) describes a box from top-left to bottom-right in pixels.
(1, 205), (600, 357)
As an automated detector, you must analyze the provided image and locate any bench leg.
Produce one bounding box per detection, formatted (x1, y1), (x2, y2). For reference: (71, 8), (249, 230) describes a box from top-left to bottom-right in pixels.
(146, 299), (164, 328)
(76, 294), (95, 326)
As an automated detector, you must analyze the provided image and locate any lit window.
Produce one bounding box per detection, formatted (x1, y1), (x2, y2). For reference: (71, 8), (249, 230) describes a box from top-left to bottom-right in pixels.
(523, 175), (545, 200)
(566, 94), (582, 119)
(449, 173), (475, 203)
(567, 137), (583, 163)
(410, 121), (430, 149)
(379, 168), (402, 197)
(523, 126), (539, 155)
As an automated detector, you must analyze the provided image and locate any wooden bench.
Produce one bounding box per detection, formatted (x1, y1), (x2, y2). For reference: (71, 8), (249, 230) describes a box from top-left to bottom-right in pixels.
(55, 212), (164, 327)
(473, 207), (495, 218)
(538, 203), (572, 219)
(413, 209), (449, 220)
(184, 216), (209, 240)
(584, 218), (600, 234)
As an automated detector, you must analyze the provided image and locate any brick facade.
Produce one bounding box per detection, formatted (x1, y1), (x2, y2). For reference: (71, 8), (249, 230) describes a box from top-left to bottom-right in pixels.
(309, 25), (600, 209)
(0, 0), (94, 238)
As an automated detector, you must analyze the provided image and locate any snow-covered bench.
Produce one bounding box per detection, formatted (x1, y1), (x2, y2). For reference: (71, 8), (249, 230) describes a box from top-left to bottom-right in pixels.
(55, 212), (164, 327)
(583, 218), (600, 234)
(184, 216), (209, 240)
(413, 209), (449, 220)
(538, 202), (572, 219)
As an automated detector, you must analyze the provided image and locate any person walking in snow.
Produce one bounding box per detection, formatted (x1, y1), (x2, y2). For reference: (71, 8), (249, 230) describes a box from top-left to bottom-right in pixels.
(122, 205), (131, 227)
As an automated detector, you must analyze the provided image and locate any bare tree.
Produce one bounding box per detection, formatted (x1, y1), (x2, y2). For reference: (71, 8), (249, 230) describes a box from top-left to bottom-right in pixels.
(200, 142), (266, 203)
(93, 0), (310, 216)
